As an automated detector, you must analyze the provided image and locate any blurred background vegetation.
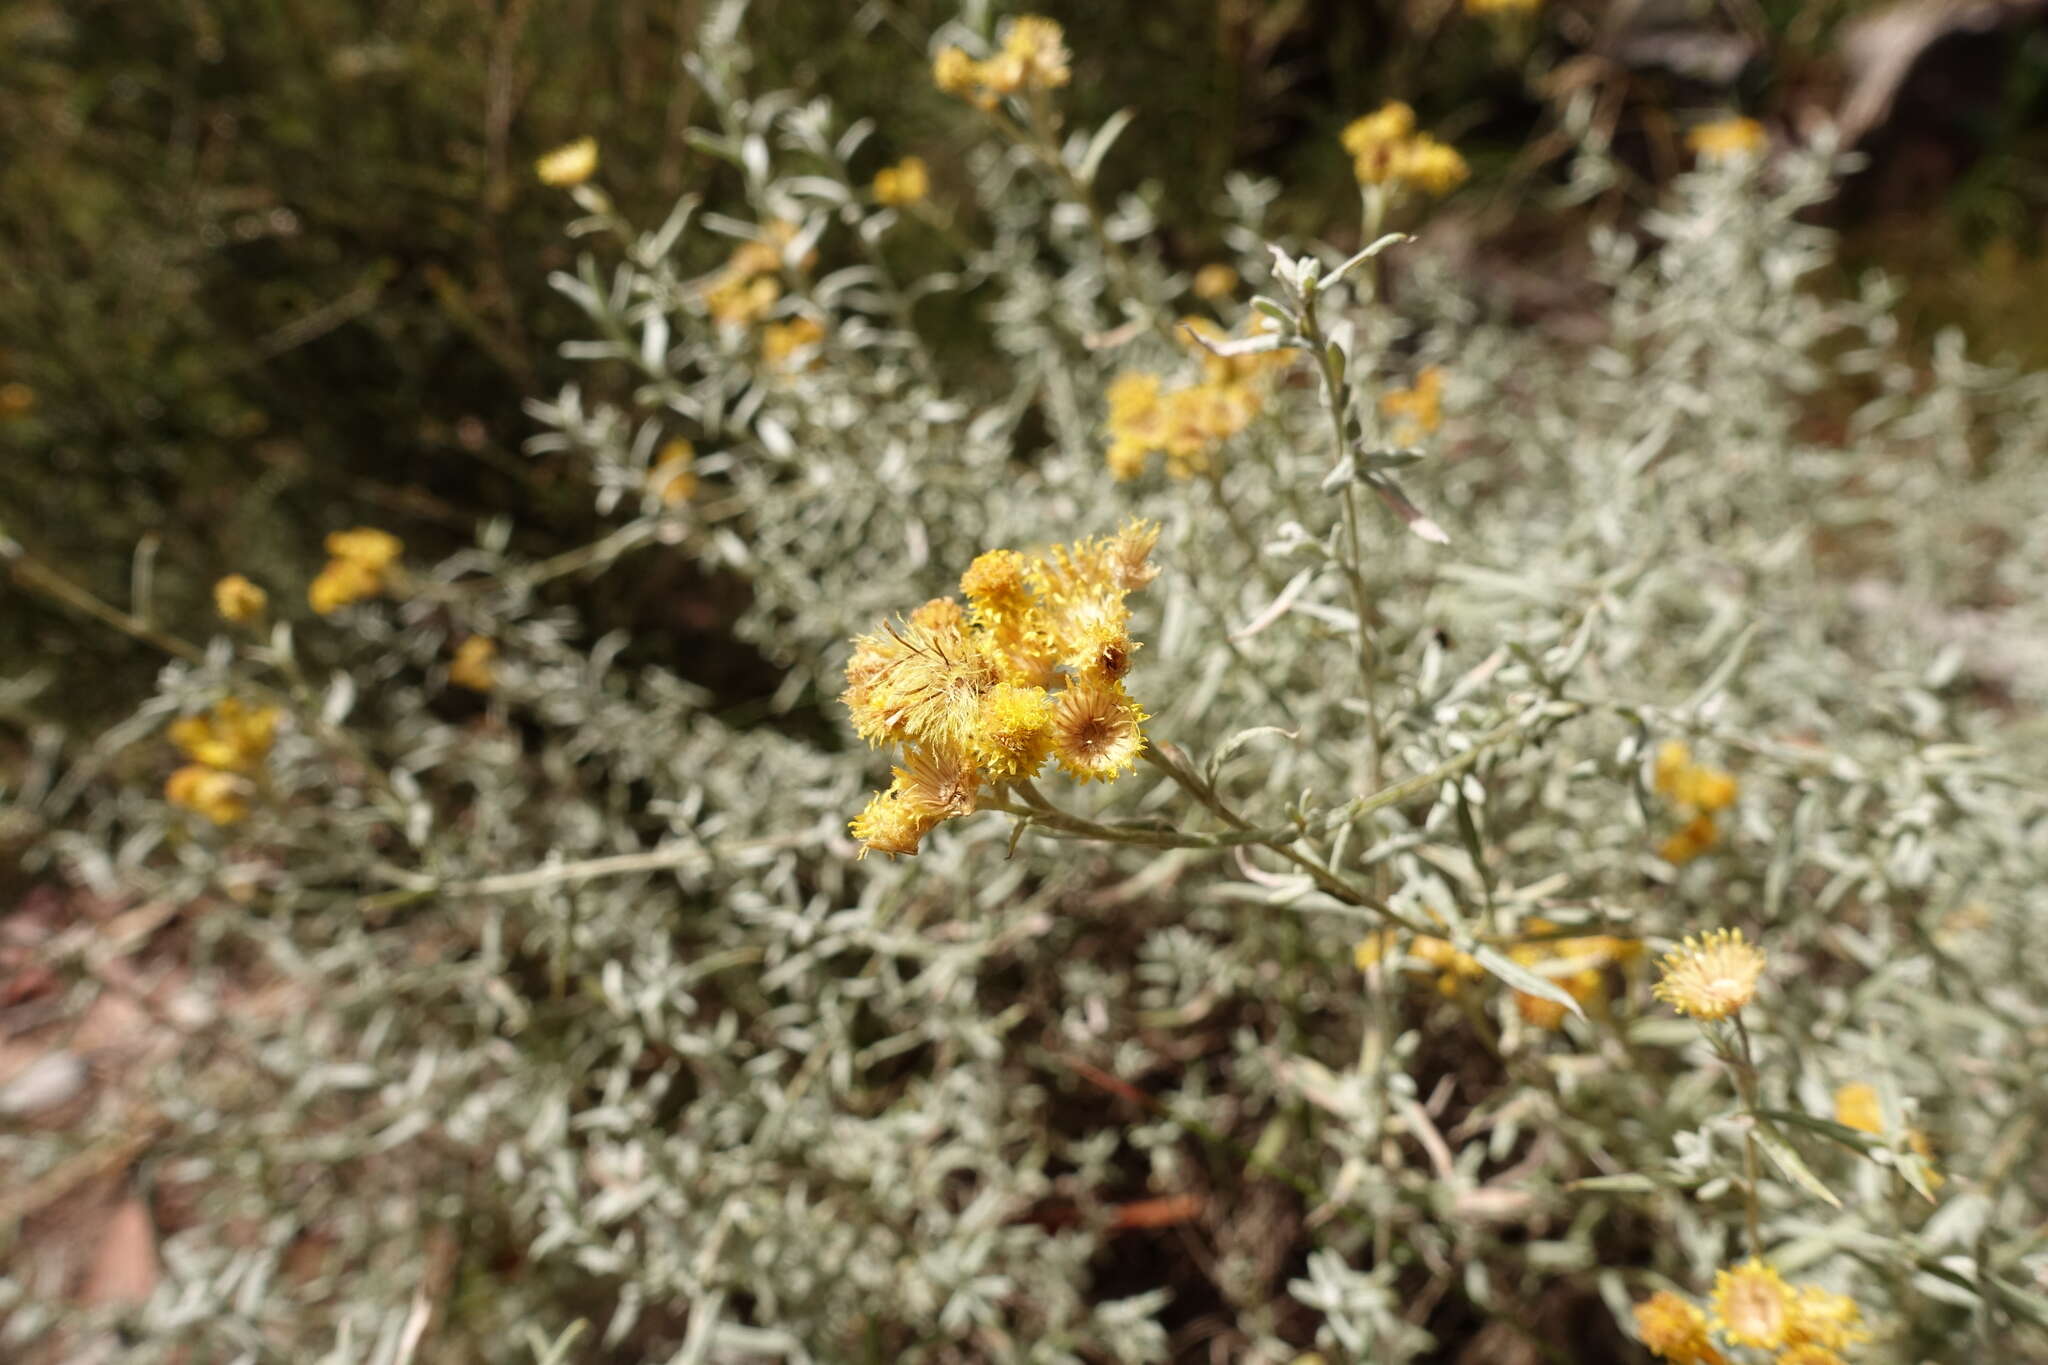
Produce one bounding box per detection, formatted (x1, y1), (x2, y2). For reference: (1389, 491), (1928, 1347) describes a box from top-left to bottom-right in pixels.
(8, 0), (2048, 727)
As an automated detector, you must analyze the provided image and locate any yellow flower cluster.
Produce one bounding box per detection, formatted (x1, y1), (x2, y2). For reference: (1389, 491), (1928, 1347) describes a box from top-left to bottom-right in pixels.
(165, 698), (280, 826)
(872, 155), (930, 207)
(534, 136), (600, 187)
(309, 527), (403, 616)
(1654, 740), (1738, 863)
(1508, 921), (1642, 1028)
(1833, 1083), (1944, 1188)
(449, 635), (497, 692)
(760, 315), (826, 370)
(1355, 916), (1639, 1027)
(1104, 319), (1291, 480)
(648, 437), (698, 506)
(1688, 117), (1768, 164)
(702, 220), (810, 327)
(213, 573), (269, 625)
(933, 16), (1070, 110)
(1653, 927), (1765, 1022)
(1638, 1261), (1866, 1363)
(0, 382), (36, 419)
(842, 521), (1161, 858)
(1341, 102), (1469, 196)
(1380, 366), (1444, 444)
(1465, 0), (1541, 12)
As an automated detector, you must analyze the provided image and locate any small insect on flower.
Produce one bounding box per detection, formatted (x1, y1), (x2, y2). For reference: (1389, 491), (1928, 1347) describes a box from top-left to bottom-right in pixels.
(535, 136), (600, 187)
(1632, 1290), (1723, 1365)
(1653, 928), (1765, 1021)
(213, 573), (269, 625)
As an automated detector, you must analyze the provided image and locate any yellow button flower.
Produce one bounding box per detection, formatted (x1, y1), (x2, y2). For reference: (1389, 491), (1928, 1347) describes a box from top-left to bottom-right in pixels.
(535, 136), (600, 187)
(872, 155), (930, 207)
(213, 573), (269, 625)
(1653, 928), (1765, 1021)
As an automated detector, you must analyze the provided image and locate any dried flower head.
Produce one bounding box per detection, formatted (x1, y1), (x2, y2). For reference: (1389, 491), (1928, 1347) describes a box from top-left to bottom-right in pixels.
(1654, 928), (1765, 1021)
(535, 135), (599, 186)
(213, 573), (269, 624)
(1711, 1259), (1794, 1350)
(1633, 1290), (1723, 1364)
(1048, 677), (1147, 782)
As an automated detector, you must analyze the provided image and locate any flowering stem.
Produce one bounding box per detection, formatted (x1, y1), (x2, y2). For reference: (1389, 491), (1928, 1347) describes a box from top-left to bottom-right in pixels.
(1294, 282), (1387, 802)
(1731, 1015), (1766, 1258)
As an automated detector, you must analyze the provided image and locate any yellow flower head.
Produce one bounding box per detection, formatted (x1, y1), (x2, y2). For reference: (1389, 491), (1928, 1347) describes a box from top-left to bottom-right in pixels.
(933, 46), (979, 96)
(844, 603), (1002, 752)
(971, 684), (1055, 780)
(309, 555), (383, 615)
(535, 136), (600, 187)
(1711, 1259), (1793, 1350)
(961, 549), (1040, 632)
(998, 15), (1070, 91)
(1633, 1290), (1723, 1365)
(450, 635), (498, 692)
(326, 527), (403, 573)
(849, 787), (940, 859)
(1341, 102), (1416, 159)
(892, 743), (981, 820)
(1785, 1285), (1869, 1353)
(1833, 1082), (1883, 1135)
(1381, 366), (1445, 443)
(873, 155), (931, 207)
(761, 315), (826, 369)
(1654, 740), (1694, 796)
(1466, 0), (1542, 12)
(1191, 263), (1239, 301)
(165, 764), (251, 826)
(1397, 135), (1470, 196)
(1688, 117), (1768, 164)
(1658, 812), (1719, 864)
(1048, 676), (1147, 782)
(1654, 928), (1765, 1021)
(649, 438), (699, 506)
(213, 574), (269, 625)
(168, 698), (281, 774)
(0, 382), (34, 419)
